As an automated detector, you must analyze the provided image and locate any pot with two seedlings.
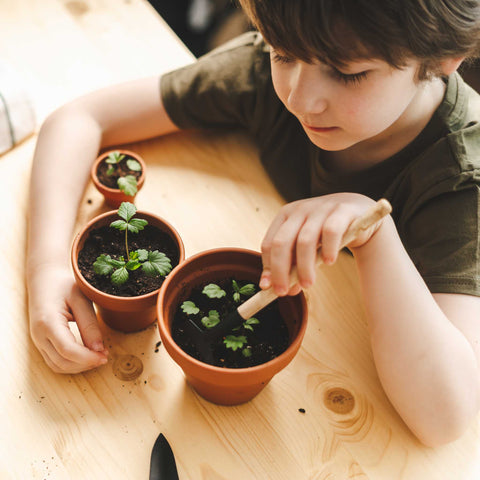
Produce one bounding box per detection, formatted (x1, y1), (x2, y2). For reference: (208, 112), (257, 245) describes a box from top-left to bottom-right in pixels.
(72, 202), (184, 332)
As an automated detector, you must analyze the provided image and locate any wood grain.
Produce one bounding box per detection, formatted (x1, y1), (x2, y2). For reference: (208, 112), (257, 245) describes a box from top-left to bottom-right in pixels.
(1, 1), (479, 479)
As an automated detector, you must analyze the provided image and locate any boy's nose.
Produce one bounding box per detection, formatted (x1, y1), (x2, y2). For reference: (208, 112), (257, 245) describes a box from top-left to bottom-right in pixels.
(286, 63), (328, 116)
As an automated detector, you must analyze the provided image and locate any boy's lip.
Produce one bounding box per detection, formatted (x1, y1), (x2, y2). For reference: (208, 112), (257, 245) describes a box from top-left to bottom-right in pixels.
(303, 123), (338, 133)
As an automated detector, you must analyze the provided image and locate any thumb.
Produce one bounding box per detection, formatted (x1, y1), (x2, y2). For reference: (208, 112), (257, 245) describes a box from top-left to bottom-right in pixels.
(69, 288), (106, 353)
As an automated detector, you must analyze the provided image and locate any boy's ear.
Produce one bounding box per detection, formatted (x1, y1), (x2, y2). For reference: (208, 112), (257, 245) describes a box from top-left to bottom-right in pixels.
(440, 57), (465, 76)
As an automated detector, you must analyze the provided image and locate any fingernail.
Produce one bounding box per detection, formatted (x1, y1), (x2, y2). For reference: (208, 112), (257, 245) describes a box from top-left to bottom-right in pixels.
(259, 274), (271, 289)
(92, 341), (104, 352)
(99, 358), (108, 365)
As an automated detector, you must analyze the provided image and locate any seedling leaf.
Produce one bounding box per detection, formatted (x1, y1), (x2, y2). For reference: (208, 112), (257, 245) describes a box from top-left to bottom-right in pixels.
(201, 310), (220, 328)
(223, 335), (247, 351)
(126, 159), (142, 171)
(117, 175), (138, 196)
(111, 266), (129, 285)
(181, 301), (200, 315)
(239, 284), (255, 295)
(93, 254), (115, 275)
(142, 251), (172, 277)
(128, 218), (148, 233)
(136, 249), (148, 262)
(202, 284), (226, 299)
(118, 202), (137, 222)
(106, 151), (125, 164)
(110, 219), (127, 230)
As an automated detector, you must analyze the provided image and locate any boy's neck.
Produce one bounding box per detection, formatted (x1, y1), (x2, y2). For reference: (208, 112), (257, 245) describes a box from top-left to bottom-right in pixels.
(323, 77), (447, 173)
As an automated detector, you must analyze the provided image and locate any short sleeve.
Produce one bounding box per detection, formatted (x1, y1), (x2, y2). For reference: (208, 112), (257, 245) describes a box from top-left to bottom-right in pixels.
(400, 185), (480, 296)
(160, 32), (272, 132)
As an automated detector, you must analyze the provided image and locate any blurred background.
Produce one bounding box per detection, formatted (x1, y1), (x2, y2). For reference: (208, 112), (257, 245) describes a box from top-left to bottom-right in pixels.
(148, 0), (250, 57)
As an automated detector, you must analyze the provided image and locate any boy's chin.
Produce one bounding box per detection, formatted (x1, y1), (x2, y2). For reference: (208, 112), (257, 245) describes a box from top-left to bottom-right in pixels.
(305, 130), (356, 152)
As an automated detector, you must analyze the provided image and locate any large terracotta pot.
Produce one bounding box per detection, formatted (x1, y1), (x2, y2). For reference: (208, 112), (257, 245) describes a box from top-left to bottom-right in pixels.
(91, 149), (146, 208)
(72, 209), (185, 333)
(157, 248), (308, 405)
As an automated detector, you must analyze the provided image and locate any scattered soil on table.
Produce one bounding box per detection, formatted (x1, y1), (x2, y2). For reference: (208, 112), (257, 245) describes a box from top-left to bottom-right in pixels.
(172, 277), (290, 368)
(96, 154), (142, 189)
(78, 224), (179, 296)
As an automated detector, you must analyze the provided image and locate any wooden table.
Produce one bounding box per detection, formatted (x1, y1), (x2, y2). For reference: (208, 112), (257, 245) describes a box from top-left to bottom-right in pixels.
(1, 1), (479, 479)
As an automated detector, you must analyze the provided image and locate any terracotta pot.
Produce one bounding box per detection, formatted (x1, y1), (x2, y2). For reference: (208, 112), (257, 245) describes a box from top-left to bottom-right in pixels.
(71, 209), (185, 333)
(91, 149), (146, 208)
(157, 248), (308, 405)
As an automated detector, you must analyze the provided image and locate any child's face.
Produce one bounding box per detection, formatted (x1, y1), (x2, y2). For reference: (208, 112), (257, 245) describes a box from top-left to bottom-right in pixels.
(270, 49), (426, 155)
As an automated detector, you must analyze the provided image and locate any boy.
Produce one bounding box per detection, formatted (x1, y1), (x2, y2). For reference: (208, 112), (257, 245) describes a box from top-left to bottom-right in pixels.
(27, 0), (480, 446)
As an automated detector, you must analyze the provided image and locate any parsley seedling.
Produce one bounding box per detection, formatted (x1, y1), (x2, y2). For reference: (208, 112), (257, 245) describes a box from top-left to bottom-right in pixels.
(232, 280), (255, 302)
(93, 202), (172, 285)
(104, 151), (142, 196)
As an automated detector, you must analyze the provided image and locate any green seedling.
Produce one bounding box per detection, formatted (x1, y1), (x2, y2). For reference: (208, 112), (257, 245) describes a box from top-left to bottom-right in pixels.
(93, 202), (172, 285)
(232, 280), (255, 302)
(182, 280), (261, 357)
(201, 310), (220, 328)
(223, 335), (247, 351)
(105, 150), (142, 196)
(202, 283), (226, 299)
(181, 301), (200, 315)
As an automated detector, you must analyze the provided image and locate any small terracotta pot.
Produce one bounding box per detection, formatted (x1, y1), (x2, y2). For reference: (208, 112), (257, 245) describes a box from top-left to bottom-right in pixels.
(72, 210), (185, 333)
(91, 149), (146, 208)
(157, 248), (308, 405)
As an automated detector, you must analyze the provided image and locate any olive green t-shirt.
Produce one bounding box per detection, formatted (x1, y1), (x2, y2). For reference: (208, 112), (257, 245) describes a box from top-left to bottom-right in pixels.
(161, 32), (480, 297)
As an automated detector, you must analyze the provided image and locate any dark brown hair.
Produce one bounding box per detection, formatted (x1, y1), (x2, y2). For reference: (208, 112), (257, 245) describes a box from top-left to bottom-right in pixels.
(238, 0), (480, 79)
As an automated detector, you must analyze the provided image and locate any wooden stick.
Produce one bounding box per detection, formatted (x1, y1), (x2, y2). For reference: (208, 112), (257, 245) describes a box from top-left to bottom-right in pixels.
(238, 198), (392, 320)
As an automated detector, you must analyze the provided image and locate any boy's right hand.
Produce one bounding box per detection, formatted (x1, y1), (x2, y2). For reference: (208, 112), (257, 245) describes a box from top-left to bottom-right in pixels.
(28, 264), (108, 374)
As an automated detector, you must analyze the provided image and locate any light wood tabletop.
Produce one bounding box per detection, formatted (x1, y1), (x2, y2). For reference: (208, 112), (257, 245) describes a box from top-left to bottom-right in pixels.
(1, 1), (480, 479)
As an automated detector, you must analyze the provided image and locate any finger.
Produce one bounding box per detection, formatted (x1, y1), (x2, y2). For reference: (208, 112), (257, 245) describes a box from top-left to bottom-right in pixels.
(69, 287), (107, 354)
(47, 323), (108, 372)
(295, 212), (328, 288)
(268, 215), (307, 295)
(320, 205), (356, 264)
(287, 284), (302, 296)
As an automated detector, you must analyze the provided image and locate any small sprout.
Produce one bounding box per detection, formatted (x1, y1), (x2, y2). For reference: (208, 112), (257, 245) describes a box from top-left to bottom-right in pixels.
(242, 347), (252, 358)
(106, 151), (125, 164)
(202, 283), (226, 299)
(201, 310), (220, 329)
(103, 151), (141, 196)
(93, 202), (172, 286)
(223, 335), (247, 351)
(181, 301), (200, 315)
(243, 317), (259, 332)
(232, 280), (255, 302)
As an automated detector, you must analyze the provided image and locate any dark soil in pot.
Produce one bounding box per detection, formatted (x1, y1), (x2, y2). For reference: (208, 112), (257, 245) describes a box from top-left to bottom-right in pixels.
(172, 277), (290, 368)
(78, 224), (180, 297)
(96, 154), (142, 188)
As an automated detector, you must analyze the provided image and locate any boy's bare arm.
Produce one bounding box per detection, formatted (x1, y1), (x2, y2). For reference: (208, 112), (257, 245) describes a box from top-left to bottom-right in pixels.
(261, 193), (480, 446)
(353, 217), (480, 446)
(27, 76), (180, 373)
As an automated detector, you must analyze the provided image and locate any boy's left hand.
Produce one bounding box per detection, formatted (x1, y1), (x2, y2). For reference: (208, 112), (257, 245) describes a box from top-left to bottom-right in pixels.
(260, 193), (384, 295)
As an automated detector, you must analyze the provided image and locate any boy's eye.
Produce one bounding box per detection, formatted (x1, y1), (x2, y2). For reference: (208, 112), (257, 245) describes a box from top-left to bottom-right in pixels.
(331, 68), (369, 85)
(271, 52), (295, 64)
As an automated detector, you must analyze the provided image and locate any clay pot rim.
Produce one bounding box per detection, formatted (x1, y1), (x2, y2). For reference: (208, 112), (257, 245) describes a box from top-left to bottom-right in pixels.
(157, 247), (308, 375)
(71, 209), (185, 302)
(91, 149), (146, 194)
